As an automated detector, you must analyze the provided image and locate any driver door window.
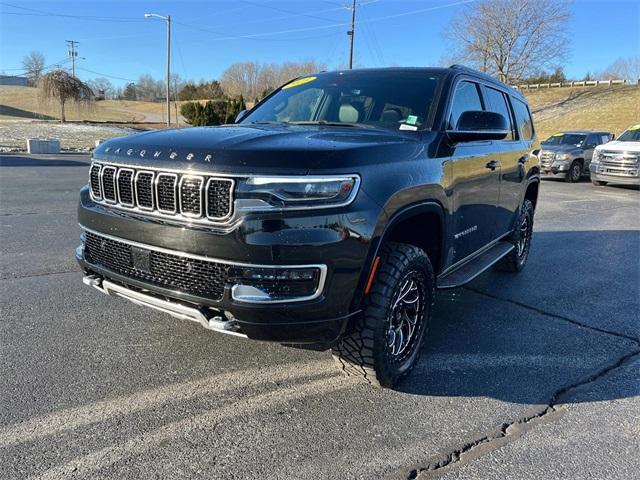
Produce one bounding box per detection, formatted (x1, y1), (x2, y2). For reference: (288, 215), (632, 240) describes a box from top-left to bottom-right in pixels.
(449, 81), (483, 129)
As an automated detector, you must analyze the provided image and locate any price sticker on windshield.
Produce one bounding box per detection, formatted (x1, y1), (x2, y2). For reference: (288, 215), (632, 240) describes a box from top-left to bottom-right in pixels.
(283, 76), (317, 89)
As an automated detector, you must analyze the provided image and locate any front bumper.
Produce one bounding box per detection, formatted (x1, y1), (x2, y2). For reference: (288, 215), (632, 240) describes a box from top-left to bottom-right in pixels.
(540, 159), (571, 177)
(590, 164), (640, 185)
(77, 185), (379, 344)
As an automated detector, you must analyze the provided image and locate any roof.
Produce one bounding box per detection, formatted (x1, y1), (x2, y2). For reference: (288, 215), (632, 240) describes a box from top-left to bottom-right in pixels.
(318, 65), (525, 99)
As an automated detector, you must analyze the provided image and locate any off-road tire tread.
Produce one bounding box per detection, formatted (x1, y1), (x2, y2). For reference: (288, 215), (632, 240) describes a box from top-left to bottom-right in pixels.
(331, 242), (434, 387)
(496, 199), (534, 273)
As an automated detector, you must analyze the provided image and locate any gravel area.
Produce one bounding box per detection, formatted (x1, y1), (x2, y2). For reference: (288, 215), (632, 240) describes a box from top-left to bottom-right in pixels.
(0, 121), (138, 152)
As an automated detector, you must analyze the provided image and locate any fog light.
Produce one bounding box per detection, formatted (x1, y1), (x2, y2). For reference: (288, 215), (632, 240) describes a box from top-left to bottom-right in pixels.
(229, 266), (325, 303)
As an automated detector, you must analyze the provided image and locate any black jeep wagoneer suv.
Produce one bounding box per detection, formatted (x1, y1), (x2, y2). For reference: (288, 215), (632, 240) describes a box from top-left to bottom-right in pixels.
(77, 66), (539, 387)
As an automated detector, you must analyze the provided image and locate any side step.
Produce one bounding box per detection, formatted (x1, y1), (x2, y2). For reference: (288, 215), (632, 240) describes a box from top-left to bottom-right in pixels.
(437, 241), (514, 289)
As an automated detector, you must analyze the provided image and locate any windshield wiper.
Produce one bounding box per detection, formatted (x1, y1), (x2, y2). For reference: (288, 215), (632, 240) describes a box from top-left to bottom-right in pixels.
(289, 121), (371, 128)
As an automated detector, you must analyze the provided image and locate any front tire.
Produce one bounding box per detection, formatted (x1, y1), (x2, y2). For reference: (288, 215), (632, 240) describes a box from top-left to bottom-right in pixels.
(565, 161), (582, 183)
(496, 199), (534, 273)
(331, 242), (434, 388)
(592, 179), (607, 186)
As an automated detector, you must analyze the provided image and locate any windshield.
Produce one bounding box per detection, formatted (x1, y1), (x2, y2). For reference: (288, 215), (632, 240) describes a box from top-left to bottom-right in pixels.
(618, 127), (640, 142)
(542, 133), (586, 146)
(241, 70), (442, 130)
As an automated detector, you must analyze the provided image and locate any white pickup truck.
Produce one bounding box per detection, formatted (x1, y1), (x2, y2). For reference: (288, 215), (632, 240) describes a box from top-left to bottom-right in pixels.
(590, 125), (640, 186)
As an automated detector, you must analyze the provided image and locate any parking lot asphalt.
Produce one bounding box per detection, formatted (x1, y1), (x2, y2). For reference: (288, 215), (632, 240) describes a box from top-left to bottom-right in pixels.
(1, 153), (638, 480)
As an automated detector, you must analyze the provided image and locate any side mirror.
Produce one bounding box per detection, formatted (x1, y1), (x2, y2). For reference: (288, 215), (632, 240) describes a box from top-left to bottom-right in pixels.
(235, 109), (247, 123)
(447, 111), (509, 143)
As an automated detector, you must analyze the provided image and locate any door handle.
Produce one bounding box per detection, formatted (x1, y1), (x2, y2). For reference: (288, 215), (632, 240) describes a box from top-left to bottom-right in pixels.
(486, 160), (500, 170)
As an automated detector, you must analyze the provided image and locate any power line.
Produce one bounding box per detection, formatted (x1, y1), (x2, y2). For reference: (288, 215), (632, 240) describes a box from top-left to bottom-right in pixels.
(75, 67), (135, 82)
(239, 0), (339, 24)
(0, 2), (146, 22)
(172, 0), (474, 41)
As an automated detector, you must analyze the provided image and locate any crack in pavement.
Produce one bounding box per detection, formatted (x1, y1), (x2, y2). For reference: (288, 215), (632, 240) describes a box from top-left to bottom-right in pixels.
(0, 269), (78, 281)
(400, 349), (640, 479)
(465, 287), (640, 345)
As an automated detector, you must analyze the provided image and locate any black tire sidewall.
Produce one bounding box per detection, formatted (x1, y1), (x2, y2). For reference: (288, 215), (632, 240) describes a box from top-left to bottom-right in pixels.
(367, 245), (434, 386)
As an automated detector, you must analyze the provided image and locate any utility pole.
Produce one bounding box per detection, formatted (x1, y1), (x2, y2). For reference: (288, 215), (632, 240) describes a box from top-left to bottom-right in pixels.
(144, 13), (171, 127)
(66, 40), (79, 77)
(347, 0), (356, 69)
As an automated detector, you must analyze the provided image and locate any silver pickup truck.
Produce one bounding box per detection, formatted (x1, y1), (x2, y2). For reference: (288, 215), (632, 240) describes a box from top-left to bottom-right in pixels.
(539, 130), (613, 182)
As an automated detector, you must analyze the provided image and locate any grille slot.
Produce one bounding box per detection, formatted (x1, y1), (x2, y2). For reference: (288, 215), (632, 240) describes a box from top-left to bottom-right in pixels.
(117, 169), (134, 206)
(156, 173), (177, 213)
(90, 164), (102, 198)
(83, 231), (228, 300)
(101, 166), (117, 202)
(135, 171), (155, 210)
(207, 178), (234, 219)
(88, 162), (235, 224)
(180, 176), (203, 217)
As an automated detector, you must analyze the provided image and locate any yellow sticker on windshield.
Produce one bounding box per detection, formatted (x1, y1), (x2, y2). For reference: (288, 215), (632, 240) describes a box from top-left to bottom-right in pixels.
(282, 76), (317, 89)
(553, 132), (564, 136)
(629, 124), (640, 130)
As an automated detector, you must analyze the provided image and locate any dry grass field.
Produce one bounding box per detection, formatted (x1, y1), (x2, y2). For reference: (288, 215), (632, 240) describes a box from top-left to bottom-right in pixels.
(1, 83), (638, 144)
(0, 86), (186, 124)
(525, 85), (640, 140)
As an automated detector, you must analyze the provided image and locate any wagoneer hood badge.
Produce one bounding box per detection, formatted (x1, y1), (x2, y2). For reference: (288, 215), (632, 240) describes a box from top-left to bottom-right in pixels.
(92, 124), (421, 175)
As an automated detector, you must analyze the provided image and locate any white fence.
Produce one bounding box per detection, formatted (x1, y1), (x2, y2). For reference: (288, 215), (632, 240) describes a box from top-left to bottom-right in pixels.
(513, 79), (636, 90)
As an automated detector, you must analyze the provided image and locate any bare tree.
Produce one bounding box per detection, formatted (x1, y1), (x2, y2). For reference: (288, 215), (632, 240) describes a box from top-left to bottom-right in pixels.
(445, 0), (571, 83)
(221, 60), (326, 100)
(599, 56), (640, 83)
(22, 51), (46, 86)
(87, 77), (114, 99)
(40, 70), (94, 122)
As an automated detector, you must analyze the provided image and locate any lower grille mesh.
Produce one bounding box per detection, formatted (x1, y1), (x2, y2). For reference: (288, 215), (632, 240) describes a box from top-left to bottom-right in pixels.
(84, 232), (228, 300)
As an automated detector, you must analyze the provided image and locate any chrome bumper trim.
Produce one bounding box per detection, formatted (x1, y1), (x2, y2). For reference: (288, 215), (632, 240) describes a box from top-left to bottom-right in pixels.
(84, 275), (247, 338)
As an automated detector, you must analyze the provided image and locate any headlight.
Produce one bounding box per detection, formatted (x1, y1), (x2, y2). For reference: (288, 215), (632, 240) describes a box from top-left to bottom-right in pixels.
(592, 150), (602, 164)
(555, 153), (570, 161)
(236, 175), (360, 211)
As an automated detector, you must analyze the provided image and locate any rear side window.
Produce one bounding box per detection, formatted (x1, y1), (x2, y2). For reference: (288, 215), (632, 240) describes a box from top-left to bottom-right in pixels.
(483, 87), (514, 141)
(449, 81), (483, 129)
(511, 98), (534, 140)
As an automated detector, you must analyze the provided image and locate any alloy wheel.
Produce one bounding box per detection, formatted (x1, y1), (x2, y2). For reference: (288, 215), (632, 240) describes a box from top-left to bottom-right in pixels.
(385, 274), (425, 360)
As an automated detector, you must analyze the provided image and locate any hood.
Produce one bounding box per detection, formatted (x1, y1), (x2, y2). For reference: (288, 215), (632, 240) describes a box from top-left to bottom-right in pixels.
(596, 140), (640, 153)
(92, 124), (427, 174)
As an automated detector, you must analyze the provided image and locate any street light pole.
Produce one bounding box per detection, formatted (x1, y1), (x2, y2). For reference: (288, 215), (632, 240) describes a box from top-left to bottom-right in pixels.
(144, 13), (171, 127)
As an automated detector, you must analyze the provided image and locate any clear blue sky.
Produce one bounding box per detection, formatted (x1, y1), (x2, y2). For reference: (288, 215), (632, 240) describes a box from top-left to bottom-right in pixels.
(1, 0), (638, 86)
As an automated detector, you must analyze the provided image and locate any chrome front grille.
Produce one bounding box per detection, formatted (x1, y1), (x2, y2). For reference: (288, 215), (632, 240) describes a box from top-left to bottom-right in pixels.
(597, 151), (640, 177)
(89, 162), (234, 223)
(539, 151), (555, 168)
(101, 166), (117, 202)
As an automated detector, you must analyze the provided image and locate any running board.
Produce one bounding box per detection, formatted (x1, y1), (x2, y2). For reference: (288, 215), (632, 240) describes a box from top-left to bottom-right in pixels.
(437, 241), (514, 289)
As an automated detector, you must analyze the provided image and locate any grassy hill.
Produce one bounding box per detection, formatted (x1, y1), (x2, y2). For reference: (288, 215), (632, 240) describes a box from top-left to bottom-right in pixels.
(1, 84), (638, 141)
(522, 85), (640, 141)
(0, 86), (181, 124)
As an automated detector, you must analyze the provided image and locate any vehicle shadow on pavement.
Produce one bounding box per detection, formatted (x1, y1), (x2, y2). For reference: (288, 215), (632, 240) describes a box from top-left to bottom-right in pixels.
(399, 229), (640, 402)
(0, 155), (89, 167)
